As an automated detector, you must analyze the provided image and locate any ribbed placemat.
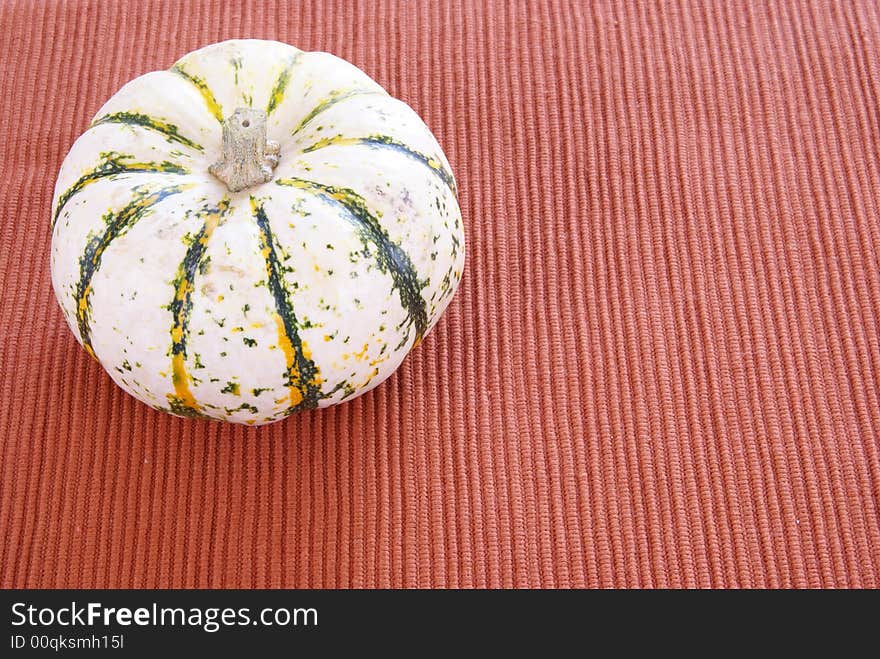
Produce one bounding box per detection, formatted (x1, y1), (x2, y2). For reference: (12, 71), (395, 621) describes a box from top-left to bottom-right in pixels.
(1, 0), (878, 588)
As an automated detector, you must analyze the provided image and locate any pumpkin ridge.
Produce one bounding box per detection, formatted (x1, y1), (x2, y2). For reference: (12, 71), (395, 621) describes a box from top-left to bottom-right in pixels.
(170, 64), (224, 122)
(291, 88), (387, 136)
(266, 52), (304, 116)
(91, 112), (204, 152)
(251, 198), (323, 413)
(53, 153), (190, 229)
(74, 184), (193, 357)
(166, 197), (231, 418)
(275, 177), (428, 343)
(301, 134), (457, 194)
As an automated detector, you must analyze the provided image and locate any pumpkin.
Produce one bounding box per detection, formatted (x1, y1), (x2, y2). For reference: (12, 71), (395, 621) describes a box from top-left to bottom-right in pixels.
(50, 39), (464, 425)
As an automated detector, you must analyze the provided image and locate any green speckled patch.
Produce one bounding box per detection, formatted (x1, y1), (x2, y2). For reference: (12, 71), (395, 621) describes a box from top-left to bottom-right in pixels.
(53, 152), (190, 228)
(226, 402), (258, 415)
(275, 177), (428, 343)
(74, 184), (192, 357)
(220, 381), (240, 395)
(91, 112), (204, 152)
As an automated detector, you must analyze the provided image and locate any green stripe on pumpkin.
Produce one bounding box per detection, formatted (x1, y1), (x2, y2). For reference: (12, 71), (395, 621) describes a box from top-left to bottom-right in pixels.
(231, 55), (242, 84)
(170, 64), (224, 121)
(291, 88), (386, 136)
(251, 199), (323, 413)
(166, 197), (231, 418)
(301, 134), (456, 194)
(91, 112), (204, 152)
(74, 184), (192, 358)
(275, 177), (428, 344)
(53, 152), (190, 229)
(266, 52), (303, 116)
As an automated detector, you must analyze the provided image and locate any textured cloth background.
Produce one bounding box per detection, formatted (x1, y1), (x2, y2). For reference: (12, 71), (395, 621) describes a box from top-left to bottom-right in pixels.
(1, 0), (880, 588)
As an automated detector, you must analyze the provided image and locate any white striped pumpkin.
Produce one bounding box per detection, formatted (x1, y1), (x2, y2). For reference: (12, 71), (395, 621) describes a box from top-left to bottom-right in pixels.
(50, 40), (464, 425)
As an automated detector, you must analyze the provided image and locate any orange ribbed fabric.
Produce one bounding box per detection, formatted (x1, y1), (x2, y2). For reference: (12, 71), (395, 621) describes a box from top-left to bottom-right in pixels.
(1, 0), (879, 588)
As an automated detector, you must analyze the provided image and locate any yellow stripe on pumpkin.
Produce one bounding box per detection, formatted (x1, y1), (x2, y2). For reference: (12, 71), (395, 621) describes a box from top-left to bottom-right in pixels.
(166, 198), (230, 415)
(171, 64), (224, 122)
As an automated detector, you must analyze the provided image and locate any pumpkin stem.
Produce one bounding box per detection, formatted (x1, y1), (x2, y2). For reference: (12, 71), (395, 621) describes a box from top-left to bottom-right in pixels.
(209, 108), (280, 192)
